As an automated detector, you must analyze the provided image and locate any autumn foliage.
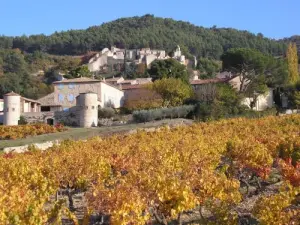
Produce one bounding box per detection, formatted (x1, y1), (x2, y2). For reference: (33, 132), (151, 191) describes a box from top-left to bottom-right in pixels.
(0, 123), (66, 140)
(0, 115), (299, 225)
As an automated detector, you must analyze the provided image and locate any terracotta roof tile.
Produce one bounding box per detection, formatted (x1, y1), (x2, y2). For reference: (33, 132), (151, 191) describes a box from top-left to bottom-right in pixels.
(38, 92), (56, 106)
(4, 91), (21, 96)
(21, 97), (41, 104)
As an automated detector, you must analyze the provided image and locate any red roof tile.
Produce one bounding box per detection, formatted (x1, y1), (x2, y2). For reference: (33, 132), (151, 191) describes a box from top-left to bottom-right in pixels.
(4, 91), (21, 96)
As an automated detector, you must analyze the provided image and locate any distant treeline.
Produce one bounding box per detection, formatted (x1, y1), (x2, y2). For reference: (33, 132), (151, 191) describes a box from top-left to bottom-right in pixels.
(0, 15), (288, 58)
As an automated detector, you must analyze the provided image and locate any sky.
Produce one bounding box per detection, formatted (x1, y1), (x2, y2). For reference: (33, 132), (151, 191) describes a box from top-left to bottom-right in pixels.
(0, 0), (298, 39)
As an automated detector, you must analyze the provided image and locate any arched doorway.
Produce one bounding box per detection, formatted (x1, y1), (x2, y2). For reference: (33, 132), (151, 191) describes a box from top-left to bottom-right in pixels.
(46, 118), (54, 126)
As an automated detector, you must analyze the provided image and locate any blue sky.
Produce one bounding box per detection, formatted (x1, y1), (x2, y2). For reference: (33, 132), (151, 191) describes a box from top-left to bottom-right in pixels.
(0, 0), (298, 39)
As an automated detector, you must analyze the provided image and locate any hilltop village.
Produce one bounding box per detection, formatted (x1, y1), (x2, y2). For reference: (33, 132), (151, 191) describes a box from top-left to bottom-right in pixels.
(1, 12), (300, 225)
(0, 44), (281, 127)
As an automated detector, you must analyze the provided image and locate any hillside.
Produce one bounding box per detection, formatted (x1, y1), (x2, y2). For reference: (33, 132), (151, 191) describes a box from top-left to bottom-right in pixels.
(0, 15), (287, 59)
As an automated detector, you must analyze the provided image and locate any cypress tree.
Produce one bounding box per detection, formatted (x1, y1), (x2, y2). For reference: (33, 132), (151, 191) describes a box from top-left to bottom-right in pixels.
(287, 43), (299, 85)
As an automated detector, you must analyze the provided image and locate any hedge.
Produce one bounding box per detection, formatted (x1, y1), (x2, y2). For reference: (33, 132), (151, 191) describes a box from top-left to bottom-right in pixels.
(133, 105), (195, 122)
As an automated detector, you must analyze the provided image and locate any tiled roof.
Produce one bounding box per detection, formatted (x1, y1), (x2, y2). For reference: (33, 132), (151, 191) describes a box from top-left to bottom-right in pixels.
(53, 77), (101, 84)
(38, 92), (57, 106)
(119, 80), (136, 84)
(4, 91), (21, 96)
(21, 97), (41, 104)
(101, 82), (124, 91)
(0, 99), (3, 102)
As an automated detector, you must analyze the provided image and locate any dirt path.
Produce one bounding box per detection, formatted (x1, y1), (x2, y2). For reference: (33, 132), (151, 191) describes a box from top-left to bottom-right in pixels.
(0, 119), (193, 150)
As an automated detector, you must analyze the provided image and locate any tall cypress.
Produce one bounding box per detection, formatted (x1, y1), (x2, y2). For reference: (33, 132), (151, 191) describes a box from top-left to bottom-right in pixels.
(287, 43), (299, 85)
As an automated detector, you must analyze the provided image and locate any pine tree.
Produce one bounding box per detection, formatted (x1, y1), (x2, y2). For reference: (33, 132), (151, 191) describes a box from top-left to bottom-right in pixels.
(286, 43), (299, 85)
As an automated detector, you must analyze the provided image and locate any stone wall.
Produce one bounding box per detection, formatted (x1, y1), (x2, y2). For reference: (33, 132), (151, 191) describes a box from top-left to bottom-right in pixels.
(54, 109), (80, 126)
(3, 140), (60, 153)
(22, 112), (55, 124)
(21, 108), (81, 126)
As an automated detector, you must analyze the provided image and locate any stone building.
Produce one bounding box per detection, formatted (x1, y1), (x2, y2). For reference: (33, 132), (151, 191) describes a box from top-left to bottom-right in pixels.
(121, 84), (162, 109)
(87, 46), (186, 72)
(77, 92), (99, 127)
(105, 76), (125, 85)
(172, 46), (186, 65)
(0, 78), (120, 127)
(1, 92), (41, 125)
(87, 47), (126, 73)
(105, 76), (152, 86)
(190, 76), (274, 111)
(39, 77), (124, 111)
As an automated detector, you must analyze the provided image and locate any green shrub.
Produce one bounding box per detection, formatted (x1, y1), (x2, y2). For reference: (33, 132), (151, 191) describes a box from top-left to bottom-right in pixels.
(239, 107), (277, 119)
(133, 105), (195, 123)
(98, 107), (115, 118)
(18, 116), (28, 125)
(194, 101), (277, 122)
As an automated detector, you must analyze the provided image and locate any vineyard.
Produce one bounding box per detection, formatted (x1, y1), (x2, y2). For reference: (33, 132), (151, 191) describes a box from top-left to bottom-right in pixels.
(0, 115), (299, 225)
(0, 123), (66, 140)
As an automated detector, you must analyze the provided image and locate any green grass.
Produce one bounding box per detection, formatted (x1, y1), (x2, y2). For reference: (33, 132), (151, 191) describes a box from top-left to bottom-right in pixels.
(0, 119), (192, 149)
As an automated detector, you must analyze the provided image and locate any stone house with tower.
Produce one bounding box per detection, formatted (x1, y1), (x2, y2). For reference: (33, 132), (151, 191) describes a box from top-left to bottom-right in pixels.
(1, 92), (41, 125)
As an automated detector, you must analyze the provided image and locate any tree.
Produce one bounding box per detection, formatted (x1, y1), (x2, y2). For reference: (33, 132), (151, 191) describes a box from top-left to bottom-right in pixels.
(222, 48), (267, 91)
(221, 48), (286, 108)
(293, 91), (300, 109)
(136, 63), (146, 76)
(1, 49), (27, 74)
(0, 15), (287, 58)
(147, 59), (189, 82)
(68, 65), (92, 78)
(149, 78), (193, 107)
(194, 83), (244, 120)
(286, 43), (299, 85)
(197, 58), (222, 78)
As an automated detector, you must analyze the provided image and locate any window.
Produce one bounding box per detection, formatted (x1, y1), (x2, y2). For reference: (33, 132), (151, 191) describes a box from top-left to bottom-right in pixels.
(12, 108), (15, 112)
(92, 106), (95, 110)
(68, 83), (75, 89)
(58, 94), (64, 103)
(67, 94), (74, 102)
(41, 106), (51, 112)
(58, 84), (64, 90)
(6, 108), (9, 112)
(85, 106), (88, 110)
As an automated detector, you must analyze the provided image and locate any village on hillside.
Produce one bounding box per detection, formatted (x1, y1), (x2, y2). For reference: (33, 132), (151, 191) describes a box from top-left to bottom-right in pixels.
(1, 8), (300, 225)
(0, 44), (292, 127)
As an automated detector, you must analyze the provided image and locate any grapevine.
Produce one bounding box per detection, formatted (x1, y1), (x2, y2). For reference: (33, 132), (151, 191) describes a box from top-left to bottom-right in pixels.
(0, 115), (299, 224)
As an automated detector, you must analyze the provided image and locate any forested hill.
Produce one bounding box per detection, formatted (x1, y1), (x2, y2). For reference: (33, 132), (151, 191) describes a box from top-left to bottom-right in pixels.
(0, 14), (288, 59)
